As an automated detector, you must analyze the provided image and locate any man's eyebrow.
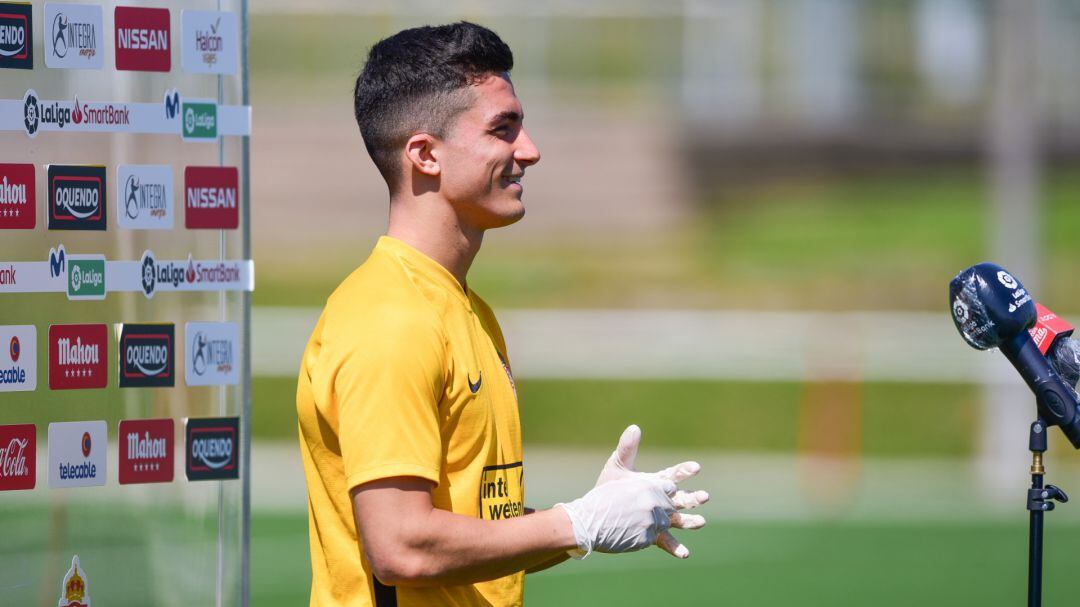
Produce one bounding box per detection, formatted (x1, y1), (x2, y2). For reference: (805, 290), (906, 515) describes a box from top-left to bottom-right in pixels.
(488, 111), (522, 125)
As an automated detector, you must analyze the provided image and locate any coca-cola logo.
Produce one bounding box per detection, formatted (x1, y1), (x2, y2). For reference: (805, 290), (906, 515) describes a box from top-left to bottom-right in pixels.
(0, 424), (36, 491)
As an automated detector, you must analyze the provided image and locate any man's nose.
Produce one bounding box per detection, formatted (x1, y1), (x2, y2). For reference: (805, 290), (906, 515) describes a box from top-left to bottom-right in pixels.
(515, 127), (541, 166)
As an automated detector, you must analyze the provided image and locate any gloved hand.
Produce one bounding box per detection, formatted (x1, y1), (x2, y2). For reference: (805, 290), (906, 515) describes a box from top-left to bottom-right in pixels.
(556, 476), (677, 559)
(594, 425), (709, 558)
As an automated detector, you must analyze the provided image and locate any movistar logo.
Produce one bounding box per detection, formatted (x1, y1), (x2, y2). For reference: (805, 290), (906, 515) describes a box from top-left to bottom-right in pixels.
(468, 372), (482, 394)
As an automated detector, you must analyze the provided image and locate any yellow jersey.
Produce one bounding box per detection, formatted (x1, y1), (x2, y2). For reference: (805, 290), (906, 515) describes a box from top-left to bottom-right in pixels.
(296, 236), (525, 607)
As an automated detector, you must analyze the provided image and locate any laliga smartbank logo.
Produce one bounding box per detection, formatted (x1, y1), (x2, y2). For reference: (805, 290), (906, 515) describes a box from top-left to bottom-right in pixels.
(23, 90), (131, 138)
(139, 250), (243, 298)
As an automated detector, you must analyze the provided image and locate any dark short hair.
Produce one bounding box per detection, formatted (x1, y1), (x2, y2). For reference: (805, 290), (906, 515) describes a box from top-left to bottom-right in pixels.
(354, 22), (514, 188)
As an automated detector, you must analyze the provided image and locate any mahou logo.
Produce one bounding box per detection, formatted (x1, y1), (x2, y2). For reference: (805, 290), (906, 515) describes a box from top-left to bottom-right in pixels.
(186, 417), (239, 480)
(0, 2), (33, 70)
(0, 424), (36, 491)
(114, 6), (170, 72)
(185, 166), (238, 229)
(118, 418), (173, 484)
(119, 323), (175, 388)
(48, 165), (107, 231)
(0, 163), (36, 229)
(49, 324), (108, 390)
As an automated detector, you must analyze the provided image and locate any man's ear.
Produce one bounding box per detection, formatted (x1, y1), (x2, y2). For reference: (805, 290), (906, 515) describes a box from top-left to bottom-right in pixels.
(404, 133), (441, 177)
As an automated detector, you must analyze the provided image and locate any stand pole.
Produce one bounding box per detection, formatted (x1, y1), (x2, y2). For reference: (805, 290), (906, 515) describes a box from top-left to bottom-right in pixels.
(1028, 447), (1044, 607)
(1026, 419), (1069, 607)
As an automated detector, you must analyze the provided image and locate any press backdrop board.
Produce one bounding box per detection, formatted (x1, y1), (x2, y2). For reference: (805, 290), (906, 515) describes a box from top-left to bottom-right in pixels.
(0, 1), (253, 605)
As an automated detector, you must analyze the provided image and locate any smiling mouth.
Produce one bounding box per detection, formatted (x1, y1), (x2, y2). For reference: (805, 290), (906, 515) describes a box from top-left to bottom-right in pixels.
(502, 174), (523, 188)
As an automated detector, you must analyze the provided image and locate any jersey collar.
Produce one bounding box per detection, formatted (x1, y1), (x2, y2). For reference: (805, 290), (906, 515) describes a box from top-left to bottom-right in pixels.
(377, 236), (472, 307)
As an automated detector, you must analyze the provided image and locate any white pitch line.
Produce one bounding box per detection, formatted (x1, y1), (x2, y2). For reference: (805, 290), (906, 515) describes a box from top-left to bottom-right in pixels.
(253, 307), (1023, 383)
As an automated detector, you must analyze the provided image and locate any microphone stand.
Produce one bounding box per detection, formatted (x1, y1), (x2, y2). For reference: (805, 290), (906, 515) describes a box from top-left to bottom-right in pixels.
(1027, 418), (1069, 607)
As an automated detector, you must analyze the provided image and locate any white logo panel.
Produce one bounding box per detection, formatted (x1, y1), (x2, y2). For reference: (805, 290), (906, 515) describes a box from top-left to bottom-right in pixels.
(48, 420), (107, 488)
(44, 3), (105, 69)
(117, 165), (174, 230)
(185, 322), (239, 386)
(0, 325), (36, 392)
(181, 11), (237, 74)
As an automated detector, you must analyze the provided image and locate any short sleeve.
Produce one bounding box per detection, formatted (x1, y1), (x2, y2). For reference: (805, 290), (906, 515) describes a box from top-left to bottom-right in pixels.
(328, 307), (447, 492)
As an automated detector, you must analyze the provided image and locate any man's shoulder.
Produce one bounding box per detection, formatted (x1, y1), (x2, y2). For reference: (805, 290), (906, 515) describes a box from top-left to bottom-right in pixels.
(321, 249), (445, 341)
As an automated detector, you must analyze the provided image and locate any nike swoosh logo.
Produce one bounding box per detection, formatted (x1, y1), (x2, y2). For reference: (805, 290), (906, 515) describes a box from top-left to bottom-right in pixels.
(468, 372), (482, 394)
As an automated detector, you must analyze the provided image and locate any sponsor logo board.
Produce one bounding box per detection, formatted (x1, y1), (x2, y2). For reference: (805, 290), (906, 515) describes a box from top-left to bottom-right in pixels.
(118, 418), (173, 484)
(0, 325), (36, 392)
(117, 165), (173, 229)
(48, 165), (106, 230)
(181, 100), (217, 141)
(0, 163), (34, 229)
(186, 417), (239, 480)
(0, 2), (32, 70)
(66, 255), (105, 300)
(114, 6), (170, 72)
(139, 249), (246, 298)
(0, 423), (35, 490)
(181, 10), (236, 74)
(48, 420), (106, 488)
(185, 166), (236, 228)
(58, 555), (91, 607)
(49, 324), (107, 390)
(44, 3), (103, 69)
(118, 323), (174, 388)
(185, 322), (239, 386)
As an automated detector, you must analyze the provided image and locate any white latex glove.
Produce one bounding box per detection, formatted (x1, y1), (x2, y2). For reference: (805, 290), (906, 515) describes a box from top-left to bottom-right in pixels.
(556, 477), (677, 559)
(595, 425), (709, 558)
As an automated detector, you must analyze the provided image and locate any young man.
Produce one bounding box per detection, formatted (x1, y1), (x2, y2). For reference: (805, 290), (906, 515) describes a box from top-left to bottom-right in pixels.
(296, 23), (709, 606)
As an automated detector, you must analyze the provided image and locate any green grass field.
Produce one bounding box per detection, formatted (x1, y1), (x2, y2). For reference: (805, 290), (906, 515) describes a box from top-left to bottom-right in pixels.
(252, 513), (1080, 606)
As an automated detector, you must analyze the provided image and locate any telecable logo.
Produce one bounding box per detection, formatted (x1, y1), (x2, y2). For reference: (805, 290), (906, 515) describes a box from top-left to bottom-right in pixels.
(0, 325), (36, 392)
(48, 420), (107, 488)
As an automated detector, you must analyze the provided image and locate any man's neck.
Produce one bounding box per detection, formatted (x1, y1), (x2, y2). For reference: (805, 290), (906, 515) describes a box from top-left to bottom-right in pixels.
(386, 193), (482, 291)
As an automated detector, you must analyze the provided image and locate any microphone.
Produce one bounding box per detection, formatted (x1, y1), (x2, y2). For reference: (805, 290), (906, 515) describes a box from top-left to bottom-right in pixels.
(1030, 303), (1080, 389)
(949, 263), (1080, 448)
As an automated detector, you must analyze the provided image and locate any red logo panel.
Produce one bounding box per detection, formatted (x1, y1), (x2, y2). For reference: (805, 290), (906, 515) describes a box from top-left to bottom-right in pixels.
(114, 7), (171, 72)
(49, 324), (108, 390)
(118, 418), (173, 484)
(185, 166), (238, 229)
(0, 424), (35, 491)
(0, 164), (35, 229)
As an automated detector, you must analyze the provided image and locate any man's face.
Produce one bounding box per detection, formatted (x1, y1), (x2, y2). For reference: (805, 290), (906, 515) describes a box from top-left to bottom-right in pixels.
(436, 74), (541, 231)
